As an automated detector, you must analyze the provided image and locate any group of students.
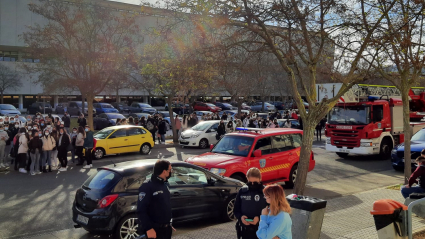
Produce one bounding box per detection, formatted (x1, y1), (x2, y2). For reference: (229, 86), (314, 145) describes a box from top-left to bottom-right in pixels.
(0, 112), (95, 175)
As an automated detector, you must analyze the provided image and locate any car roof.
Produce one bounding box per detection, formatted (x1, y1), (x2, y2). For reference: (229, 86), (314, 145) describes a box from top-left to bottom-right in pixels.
(227, 128), (303, 138)
(99, 159), (193, 176)
(103, 125), (145, 130)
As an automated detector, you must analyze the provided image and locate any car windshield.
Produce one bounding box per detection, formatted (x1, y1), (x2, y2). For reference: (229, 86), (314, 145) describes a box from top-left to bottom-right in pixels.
(206, 103), (215, 107)
(94, 128), (115, 139)
(192, 122), (213, 131)
(0, 105), (17, 110)
(212, 136), (255, 156)
(76, 102), (88, 107)
(107, 114), (126, 119)
(412, 130), (425, 141)
(101, 104), (113, 108)
(328, 106), (370, 125)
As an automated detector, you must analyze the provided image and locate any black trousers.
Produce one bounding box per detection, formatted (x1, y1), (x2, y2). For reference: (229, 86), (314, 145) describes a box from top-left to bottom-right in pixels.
(148, 226), (172, 239)
(58, 150), (68, 168)
(18, 153), (27, 169)
(236, 222), (259, 239)
(316, 128), (322, 140)
(76, 146), (84, 162)
(149, 130), (156, 143)
(84, 148), (93, 165)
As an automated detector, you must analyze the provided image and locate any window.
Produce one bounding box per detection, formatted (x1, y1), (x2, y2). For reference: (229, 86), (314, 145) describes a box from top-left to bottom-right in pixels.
(209, 123), (219, 131)
(292, 134), (302, 148)
(125, 169), (153, 190)
(254, 137), (272, 155)
(373, 105), (384, 122)
(168, 167), (208, 186)
(83, 170), (121, 191)
(128, 127), (146, 136)
(271, 134), (294, 152)
(110, 129), (127, 138)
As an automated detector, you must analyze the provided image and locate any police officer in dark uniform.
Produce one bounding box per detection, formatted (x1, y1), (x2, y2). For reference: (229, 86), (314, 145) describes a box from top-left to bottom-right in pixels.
(234, 167), (268, 239)
(137, 160), (174, 239)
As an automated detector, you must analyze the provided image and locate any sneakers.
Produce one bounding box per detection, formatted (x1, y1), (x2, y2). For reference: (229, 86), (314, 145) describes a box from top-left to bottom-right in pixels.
(37, 171), (42, 174)
(19, 168), (28, 174)
(30, 172), (36, 176)
(83, 164), (93, 169)
(59, 168), (67, 172)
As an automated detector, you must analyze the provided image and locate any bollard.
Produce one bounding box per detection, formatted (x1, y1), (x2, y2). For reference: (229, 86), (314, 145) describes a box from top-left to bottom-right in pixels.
(286, 194), (327, 239)
(370, 199), (408, 239)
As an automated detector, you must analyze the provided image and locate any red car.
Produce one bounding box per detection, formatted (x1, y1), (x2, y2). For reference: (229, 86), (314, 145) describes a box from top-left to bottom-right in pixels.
(185, 128), (315, 188)
(193, 102), (222, 113)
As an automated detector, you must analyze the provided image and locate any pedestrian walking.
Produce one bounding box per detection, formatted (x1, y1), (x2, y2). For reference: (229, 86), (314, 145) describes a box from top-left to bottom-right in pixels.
(256, 184), (292, 239)
(0, 125), (9, 169)
(17, 128), (29, 174)
(82, 125), (94, 169)
(158, 118), (167, 144)
(28, 130), (42, 175)
(57, 128), (70, 172)
(234, 168), (268, 239)
(315, 122), (322, 141)
(75, 127), (85, 166)
(137, 160), (174, 239)
(146, 115), (158, 143)
(42, 128), (56, 172)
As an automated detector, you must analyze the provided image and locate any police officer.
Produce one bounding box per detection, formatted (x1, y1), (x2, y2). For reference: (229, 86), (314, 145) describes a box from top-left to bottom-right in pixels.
(137, 160), (174, 239)
(234, 167), (268, 239)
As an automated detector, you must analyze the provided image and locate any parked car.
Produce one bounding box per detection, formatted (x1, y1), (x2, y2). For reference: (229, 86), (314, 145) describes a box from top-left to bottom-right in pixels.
(111, 102), (131, 114)
(269, 101), (285, 110)
(165, 103), (190, 115)
(230, 102), (251, 110)
(28, 102), (53, 115)
(67, 101), (96, 116)
(72, 159), (241, 238)
(193, 102), (221, 113)
(141, 108), (157, 115)
(391, 128), (425, 172)
(186, 128), (315, 188)
(129, 102), (154, 113)
(249, 102), (276, 112)
(0, 104), (21, 116)
(93, 103), (119, 114)
(91, 125), (154, 159)
(214, 102), (236, 111)
(179, 120), (235, 149)
(93, 113), (126, 130)
(277, 119), (300, 129)
(54, 103), (69, 114)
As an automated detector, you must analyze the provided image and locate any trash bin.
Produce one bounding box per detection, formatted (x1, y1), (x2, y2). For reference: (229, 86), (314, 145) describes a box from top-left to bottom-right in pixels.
(370, 199), (408, 239)
(286, 194), (327, 239)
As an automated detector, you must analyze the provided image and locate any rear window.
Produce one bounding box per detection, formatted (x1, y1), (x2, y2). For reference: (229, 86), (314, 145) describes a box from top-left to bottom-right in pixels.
(83, 170), (121, 191)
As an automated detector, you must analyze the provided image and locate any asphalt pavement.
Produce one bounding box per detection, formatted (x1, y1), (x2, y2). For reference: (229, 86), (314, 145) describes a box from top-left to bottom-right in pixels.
(0, 139), (405, 239)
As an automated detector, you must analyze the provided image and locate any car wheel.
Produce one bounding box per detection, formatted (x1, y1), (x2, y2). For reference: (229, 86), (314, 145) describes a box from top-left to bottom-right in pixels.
(284, 164), (298, 189)
(140, 143), (151, 155)
(222, 196), (236, 221)
(336, 152), (349, 158)
(199, 139), (208, 149)
(114, 214), (140, 239)
(94, 148), (105, 159)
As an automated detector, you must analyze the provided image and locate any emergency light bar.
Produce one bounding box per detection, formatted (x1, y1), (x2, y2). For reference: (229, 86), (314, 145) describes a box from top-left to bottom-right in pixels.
(235, 127), (265, 133)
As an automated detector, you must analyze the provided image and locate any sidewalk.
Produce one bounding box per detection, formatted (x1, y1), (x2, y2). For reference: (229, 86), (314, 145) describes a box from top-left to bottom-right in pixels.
(19, 186), (425, 239)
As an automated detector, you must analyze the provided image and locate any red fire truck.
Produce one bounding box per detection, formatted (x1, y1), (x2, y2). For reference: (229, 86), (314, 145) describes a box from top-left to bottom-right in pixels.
(317, 84), (425, 159)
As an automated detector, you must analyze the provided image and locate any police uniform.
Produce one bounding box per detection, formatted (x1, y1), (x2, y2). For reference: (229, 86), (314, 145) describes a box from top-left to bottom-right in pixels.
(234, 184), (268, 239)
(137, 175), (172, 239)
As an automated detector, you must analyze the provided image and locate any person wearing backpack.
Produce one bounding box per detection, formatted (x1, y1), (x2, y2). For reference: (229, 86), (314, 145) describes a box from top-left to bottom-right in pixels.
(42, 128), (56, 173)
(17, 128), (30, 174)
(146, 115), (157, 144)
(157, 118), (167, 144)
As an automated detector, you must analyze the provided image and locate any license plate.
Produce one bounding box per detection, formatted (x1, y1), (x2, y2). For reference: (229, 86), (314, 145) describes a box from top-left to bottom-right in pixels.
(180, 140), (187, 143)
(77, 214), (89, 225)
(339, 149), (350, 153)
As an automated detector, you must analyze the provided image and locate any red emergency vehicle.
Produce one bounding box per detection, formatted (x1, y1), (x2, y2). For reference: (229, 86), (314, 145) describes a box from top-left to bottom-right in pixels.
(185, 128), (315, 188)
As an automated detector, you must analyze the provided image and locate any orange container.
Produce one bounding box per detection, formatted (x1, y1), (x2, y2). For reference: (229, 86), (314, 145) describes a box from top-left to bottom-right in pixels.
(370, 199), (408, 215)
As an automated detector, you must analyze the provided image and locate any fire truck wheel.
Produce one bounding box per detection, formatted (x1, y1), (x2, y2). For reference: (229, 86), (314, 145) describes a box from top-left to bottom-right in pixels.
(336, 152), (349, 158)
(379, 139), (393, 160)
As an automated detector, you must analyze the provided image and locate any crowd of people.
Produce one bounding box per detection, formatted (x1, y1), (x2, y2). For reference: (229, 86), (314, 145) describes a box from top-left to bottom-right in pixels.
(0, 112), (95, 175)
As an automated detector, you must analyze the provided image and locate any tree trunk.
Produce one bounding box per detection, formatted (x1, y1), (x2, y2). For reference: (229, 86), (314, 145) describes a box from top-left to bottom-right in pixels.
(402, 87), (412, 184)
(294, 118), (315, 195)
(86, 94), (95, 130)
(167, 97), (178, 143)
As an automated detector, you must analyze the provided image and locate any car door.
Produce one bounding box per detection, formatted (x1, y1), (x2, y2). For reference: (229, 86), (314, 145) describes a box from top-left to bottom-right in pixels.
(271, 134), (296, 180)
(106, 128), (128, 154)
(206, 123), (219, 144)
(127, 127), (149, 152)
(250, 137), (277, 182)
(168, 165), (220, 221)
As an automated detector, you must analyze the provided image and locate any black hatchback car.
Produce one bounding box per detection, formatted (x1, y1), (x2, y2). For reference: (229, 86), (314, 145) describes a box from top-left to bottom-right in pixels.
(72, 160), (242, 239)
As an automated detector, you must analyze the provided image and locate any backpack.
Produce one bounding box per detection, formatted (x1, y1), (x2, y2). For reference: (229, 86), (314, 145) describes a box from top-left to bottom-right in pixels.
(146, 121), (154, 131)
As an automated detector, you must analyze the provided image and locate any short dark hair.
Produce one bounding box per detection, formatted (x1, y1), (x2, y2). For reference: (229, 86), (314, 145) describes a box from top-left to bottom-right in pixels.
(154, 160), (171, 176)
(421, 149), (425, 155)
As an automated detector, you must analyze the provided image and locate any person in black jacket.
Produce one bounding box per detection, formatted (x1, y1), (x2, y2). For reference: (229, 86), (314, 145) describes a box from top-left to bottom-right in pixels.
(217, 120), (226, 140)
(234, 168), (268, 239)
(62, 112), (71, 133)
(4, 124), (13, 167)
(157, 118), (167, 144)
(28, 131), (43, 175)
(77, 114), (87, 128)
(146, 115), (158, 143)
(137, 160), (173, 239)
(57, 127), (70, 172)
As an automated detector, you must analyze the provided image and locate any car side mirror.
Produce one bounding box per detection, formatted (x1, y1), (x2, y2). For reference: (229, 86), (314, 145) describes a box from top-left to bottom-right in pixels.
(210, 144), (214, 150)
(253, 149), (262, 157)
(208, 177), (217, 185)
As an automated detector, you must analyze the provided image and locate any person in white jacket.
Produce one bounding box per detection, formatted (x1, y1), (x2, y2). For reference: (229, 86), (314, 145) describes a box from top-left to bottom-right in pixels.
(17, 128), (29, 174)
(0, 125), (9, 168)
(42, 128), (56, 173)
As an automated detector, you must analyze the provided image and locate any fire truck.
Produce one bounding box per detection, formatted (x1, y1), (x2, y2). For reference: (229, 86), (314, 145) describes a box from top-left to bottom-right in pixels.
(317, 84), (425, 159)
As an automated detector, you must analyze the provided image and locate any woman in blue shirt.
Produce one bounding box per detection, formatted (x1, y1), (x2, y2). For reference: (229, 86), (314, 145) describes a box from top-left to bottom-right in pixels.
(257, 184), (292, 239)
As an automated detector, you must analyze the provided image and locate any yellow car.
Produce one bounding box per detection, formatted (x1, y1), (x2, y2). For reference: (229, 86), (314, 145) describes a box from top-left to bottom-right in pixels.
(92, 125), (154, 159)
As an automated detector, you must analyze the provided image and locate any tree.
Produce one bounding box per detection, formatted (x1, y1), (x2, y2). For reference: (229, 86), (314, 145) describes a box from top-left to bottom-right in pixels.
(143, 0), (398, 194)
(22, 0), (139, 129)
(367, 0), (425, 183)
(0, 64), (22, 104)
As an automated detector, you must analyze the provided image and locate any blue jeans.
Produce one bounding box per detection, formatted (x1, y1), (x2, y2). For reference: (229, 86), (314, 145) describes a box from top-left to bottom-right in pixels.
(401, 185), (425, 198)
(43, 150), (52, 166)
(160, 134), (165, 143)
